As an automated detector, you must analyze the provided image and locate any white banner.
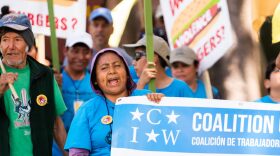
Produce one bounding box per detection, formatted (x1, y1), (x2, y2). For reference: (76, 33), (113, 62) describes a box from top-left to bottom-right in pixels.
(160, 0), (235, 73)
(0, 0), (87, 38)
(111, 96), (280, 156)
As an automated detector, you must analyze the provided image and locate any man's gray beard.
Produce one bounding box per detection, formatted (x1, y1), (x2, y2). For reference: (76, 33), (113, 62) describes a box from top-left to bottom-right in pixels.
(6, 59), (24, 67)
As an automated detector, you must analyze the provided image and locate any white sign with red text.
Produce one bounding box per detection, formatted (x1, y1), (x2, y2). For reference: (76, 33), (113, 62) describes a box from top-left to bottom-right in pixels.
(160, 0), (235, 73)
(0, 0), (86, 38)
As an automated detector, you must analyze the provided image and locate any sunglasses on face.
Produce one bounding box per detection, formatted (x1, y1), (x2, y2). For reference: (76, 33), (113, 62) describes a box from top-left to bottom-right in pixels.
(134, 50), (146, 61)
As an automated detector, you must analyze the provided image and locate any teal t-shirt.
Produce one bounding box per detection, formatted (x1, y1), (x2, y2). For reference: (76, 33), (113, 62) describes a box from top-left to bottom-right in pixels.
(2, 63), (66, 156)
(255, 95), (279, 104)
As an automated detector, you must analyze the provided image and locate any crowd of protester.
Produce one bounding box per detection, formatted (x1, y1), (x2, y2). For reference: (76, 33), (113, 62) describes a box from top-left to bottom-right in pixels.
(0, 4), (279, 156)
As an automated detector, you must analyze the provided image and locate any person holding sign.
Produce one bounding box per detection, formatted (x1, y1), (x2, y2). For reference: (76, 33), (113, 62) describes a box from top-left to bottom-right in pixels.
(64, 48), (163, 156)
(0, 13), (67, 156)
(170, 45), (220, 98)
(255, 61), (280, 103)
(123, 35), (193, 97)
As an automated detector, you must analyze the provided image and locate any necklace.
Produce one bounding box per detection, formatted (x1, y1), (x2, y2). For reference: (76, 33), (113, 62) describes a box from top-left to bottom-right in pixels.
(103, 99), (113, 144)
(65, 70), (84, 100)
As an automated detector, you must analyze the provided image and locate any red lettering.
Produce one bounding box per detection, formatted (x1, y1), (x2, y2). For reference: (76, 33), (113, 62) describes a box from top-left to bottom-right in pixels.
(197, 47), (203, 61)
(55, 17), (59, 29)
(196, 25), (225, 62)
(216, 25), (224, 44)
(37, 14), (43, 26)
(209, 36), (216, 51)
(61, 18), (67, 30)
(46, 15), (50, 27)
(27, 13), (34, 25)
(169, 0), (183, 16)
(8, 12), (75, 32)
(203, 41), (210, 56)
(17, 11), (25, 14)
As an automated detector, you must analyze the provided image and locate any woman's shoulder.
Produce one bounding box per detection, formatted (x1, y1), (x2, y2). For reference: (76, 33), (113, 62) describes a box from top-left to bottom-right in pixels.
(79, 95), (106, 110)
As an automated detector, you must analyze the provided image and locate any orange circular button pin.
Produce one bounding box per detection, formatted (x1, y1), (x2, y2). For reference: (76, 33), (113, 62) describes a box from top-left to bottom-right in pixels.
(101, 115), (113, 125)
(36, 94), (48, 106)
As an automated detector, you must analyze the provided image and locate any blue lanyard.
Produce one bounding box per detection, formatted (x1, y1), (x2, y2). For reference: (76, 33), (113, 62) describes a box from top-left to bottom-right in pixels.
(65, 71), (83, 100)
(104, 98), (113, 144)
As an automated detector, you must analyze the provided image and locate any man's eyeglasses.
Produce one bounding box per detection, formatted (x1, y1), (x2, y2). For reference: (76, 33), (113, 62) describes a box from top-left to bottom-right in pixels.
(134, 50), (146, 61)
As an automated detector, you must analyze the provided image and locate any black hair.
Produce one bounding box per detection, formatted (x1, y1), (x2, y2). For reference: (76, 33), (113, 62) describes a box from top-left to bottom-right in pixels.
(0, 27), (19, 37)
(193, 60), (199, 68)
(71, 42), (91, 49)
(265, 61), (276, 80)
(157, 54), (168, 68)
(91, 16), (111, 24)
(0, 5), (10, 19)
(259, 16), (280, 62)
(265, 61), (276, 93)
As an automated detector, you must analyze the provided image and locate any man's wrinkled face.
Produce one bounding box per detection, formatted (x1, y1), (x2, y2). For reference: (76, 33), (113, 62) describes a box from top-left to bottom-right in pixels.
(0, 32), (28, 68)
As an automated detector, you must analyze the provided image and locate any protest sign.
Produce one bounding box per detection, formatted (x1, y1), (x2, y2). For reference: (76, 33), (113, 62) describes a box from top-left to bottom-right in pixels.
(0, 0), (86, 38)
(160, 0), (235, 73)
(112, 96), (280, 156)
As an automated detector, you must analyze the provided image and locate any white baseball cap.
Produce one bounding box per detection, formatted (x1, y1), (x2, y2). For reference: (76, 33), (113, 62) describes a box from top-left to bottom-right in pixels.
(65, 32), (93, 49)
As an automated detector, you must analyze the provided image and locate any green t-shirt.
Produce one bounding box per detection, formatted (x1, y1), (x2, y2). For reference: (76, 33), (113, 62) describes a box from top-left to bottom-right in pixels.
(2, 63), (66, 156)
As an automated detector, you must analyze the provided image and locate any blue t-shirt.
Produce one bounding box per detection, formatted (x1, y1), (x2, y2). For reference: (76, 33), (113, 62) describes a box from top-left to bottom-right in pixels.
(61, 70), (96, 131)
(255, 95), (278, 104)
(64, 89), (151, 156)
(53, 70), (96, 156)
(128, 66), (192, 97)
(154, 79), (193, 97)
(129, 65), (139, 83)
(192, 80), (220, 99)
(165, 67), (172, 77)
